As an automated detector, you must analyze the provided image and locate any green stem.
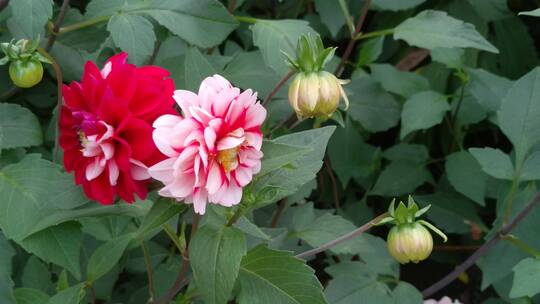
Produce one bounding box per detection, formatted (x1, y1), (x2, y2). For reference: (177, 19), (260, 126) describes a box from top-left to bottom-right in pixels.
(163, 224), (185, 254)
(503, 177), (520, 224)
(141, 241), (156, 301)
(338, 0), (355, 37)
(234, 15), (258, 24)
(58, 15), (111, 34)
(226, 206), (244, 226)
(354, 28), (394, 40)
(502, 234), (540, 258)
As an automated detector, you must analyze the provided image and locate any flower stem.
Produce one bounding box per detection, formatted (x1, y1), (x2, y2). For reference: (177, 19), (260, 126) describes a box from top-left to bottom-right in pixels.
(354, 28), (395, 41)
(58, 15), (111, 34)
(45, 0), (71, 51)
(262, 70), (294, 107)
(295, 212), (389, 259)
(141, 241), (156, 301)
(422, 191), (540, 298)
(234, 15), (258, 24)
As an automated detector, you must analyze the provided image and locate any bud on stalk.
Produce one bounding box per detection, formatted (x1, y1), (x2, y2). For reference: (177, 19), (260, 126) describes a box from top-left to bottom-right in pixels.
(283, 34), (349, 119)
(377, 196), (447, 264)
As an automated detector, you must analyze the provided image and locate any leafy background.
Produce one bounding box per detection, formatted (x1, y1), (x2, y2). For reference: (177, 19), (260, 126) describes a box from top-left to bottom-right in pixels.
(1, 0), (540, 303)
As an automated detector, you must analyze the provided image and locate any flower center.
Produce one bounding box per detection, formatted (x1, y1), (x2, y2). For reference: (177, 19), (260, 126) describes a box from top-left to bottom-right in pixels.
(216, 147), (239, 172)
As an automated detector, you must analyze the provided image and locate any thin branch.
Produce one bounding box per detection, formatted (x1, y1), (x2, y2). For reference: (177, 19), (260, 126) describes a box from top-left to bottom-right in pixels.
(262, 70), (294, 107)
(422, 191), (540, 298)
(334, 0), (372, 76)
(296, 212), (388, 259)
(155, 213), (200, 304)
(147, 40), (161, 65)
(141, 241), (156, 302)
(324, 157), (340, 210)
(270, 199), (287, 228)
(395, 48), (429, 71)
(227, 0), (237, 13)
(45, 0), (71, 52)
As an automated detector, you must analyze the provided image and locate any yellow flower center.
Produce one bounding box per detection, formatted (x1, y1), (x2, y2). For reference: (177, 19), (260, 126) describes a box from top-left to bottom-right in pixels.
(216, 147), (239, 172)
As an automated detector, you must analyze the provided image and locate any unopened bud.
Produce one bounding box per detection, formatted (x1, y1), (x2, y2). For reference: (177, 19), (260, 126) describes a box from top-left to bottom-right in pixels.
(387, 222), (433, 264)
(288, 71), (349, 119)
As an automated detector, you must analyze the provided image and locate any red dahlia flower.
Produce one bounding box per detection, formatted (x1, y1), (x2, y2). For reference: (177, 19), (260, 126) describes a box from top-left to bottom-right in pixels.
(60, 53), (174, 204)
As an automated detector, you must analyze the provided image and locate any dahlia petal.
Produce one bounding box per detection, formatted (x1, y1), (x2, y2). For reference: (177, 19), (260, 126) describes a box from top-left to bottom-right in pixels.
(108, 159), (119, 185)
(234, 166), (252, 187)
(153, 114), (183, 128)
(153, 129), (179, 157)
(86, 158), (106, 181)
(174, 90), (200, 117)
(218, 182), (242, 207)
(244, 103), (267, 129)
(148, 158), (177, 182)
(206, 161), (223, 194)
(244, 131), (263, 150)
(174, 146), (198, 173)
(101, 142), (115, 160)
(192, 188), (208, 214)
(101, 61), (112, 78)
(167, 174), (195, 198)
(204, 127), (217, 151)
(130, 159), (151, 180)
(217, 135), (245, 151)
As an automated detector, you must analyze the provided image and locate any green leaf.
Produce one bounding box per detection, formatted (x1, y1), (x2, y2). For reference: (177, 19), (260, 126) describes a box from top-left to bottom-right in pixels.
(145, 0), (238, 48)
(222, 51), (281, 97)
(46, 283), (85, 304)
(469, 147), (514, 180)
(87, 234), (133, 282)
(259, 141), (312, 176)
(237, 246), (326, 304)
(466, 68), (512, 112)
(519, 8), (540, 17)
(391, 282), (423, 304)
(7, 0), (53, 39)
(372, 0), (427, 11)
(14, 288), (50, 304)
(521, 151), (540, 181)
(136, 198), (185, 239)
(431, 47), (465, 69)
(0, 154), (88, 242)
(21, 256), (53, 292)
(0, 232), (15, 304)
(497, 67), (540, 165)
(20, 222), (82, 280)
(314, 0), (346, 37)
(0, 104), (42, 150)
(510, 258), (540, 298)
(370, 64), (430, 98)
(252, 19), (315, 75)
(394, 10), (498, 53)
(445, 151), (487, 205)
(294, 206), (375, 255)
(0, 276), (15, 304)
(189, 225), (246, 304)
(382, 144), (429, 164)
(328, 119), (379, 186)
(357, 37), (384, 67)
(184, 47), (218, 92)
(251, 127), (335, 207)
(400, 91), (450, 139)
(347, 77), (401, 132)
(107, 14), (156, 65)
(372, 161), (431, 196)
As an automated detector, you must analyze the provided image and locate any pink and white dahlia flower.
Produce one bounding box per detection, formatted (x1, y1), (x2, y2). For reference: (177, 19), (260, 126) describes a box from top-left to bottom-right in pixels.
(424, 297), (463, 304)
(149, 75), (266, 214)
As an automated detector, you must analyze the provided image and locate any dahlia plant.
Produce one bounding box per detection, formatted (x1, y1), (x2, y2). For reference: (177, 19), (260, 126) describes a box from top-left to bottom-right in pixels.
(0, 1), (539, 304)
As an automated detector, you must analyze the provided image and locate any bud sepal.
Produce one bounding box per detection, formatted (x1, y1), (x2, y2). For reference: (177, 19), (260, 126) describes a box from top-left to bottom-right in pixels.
(382, 195), (448, 264)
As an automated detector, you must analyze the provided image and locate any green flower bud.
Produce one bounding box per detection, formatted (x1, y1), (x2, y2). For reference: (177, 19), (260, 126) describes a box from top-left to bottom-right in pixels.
(387, 222), (433, 264)
(288, 71), (349, 119)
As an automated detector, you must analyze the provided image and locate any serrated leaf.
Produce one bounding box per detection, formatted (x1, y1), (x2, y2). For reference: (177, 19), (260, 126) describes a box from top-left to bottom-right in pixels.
(394, 10), (498, 53)
(259, 141), (312, 177)
(87, 234), (133, 282)
(446, 151), (487, 205)
(357, 37), (384, 67)
(107, 14), (156, 65)
(145, 0), (238, 48)
(497, 67), (540, 165)
(0, 154), (88, 242)
(21, 222), (82, 280)
(372, 161), (431, 196)
(189, 225), (246, 304)
(521, 151), (540, 181)
(466, 68), (512, 112)
(237, 246), (327, 304)
(372, 0), (427, 11)
(431, 47), (465, 69)
(347, 77), (401, 132)
(400, 91), (450, 139)
(14, 288), (50, 304)
(184, 47), (218, 92)
(8, 0), (53, 39)
(136, 198), (185, 239)
(510, 258), (540, 298)
(0, 104), (42, 150)
(46, 283), (84, 304)
(252, 19), (316, 75)
(370, 64), (430, 98)
(469, 147), (514, 180)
